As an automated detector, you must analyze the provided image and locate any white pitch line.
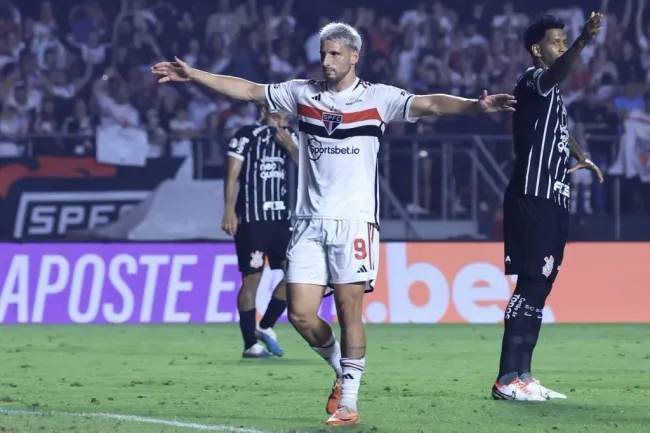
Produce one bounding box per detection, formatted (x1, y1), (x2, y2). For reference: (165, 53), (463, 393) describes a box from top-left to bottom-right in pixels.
(0, 407), (292, 433)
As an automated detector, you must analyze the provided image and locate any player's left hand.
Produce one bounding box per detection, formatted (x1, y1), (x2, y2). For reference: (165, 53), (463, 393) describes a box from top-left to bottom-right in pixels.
(569, 158), (604, 183)
(478, 90), (517, 113)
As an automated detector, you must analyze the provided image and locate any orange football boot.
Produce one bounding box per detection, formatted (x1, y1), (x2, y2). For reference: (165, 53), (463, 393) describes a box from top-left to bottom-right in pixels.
(326, 407), (359, 426)
(326, 377), (342, 414)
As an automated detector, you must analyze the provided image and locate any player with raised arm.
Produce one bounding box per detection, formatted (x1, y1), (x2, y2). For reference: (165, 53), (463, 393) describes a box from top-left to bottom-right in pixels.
(494, 13), (605, 402)
(153, 22), (515, 426)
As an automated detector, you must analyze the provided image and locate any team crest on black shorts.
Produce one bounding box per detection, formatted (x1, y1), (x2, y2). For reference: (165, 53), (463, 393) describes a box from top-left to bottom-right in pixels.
(250, 251), (264, 269)
(542, 255), (554, 277)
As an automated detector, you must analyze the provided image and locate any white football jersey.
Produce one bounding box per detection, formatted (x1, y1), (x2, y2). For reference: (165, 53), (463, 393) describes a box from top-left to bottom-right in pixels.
(265, 78), (417, 223)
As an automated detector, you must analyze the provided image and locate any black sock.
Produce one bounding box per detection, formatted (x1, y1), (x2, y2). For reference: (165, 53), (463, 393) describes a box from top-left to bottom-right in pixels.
(497, 276), (550, 384)
(519, 281), (553, 377)
(259, 297), (287, 330)
(498, 305), (525, 384)
(239, 309), (258, 350)
(519, 315), (542, 378)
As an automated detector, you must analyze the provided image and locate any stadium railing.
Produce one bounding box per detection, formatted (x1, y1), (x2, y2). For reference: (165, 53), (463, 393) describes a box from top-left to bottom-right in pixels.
(2, 131), (643, 240)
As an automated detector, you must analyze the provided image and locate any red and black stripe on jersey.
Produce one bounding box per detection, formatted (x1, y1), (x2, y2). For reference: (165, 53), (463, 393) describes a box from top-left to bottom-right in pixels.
(297, 104), (385, 140)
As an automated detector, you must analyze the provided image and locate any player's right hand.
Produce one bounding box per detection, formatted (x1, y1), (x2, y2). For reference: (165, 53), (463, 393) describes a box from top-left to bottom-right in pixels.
(221, 210), (238, 236)
(274, 127), (294, 147)
(568, 158), (604, 183)
(579, 12), (604, 44)
(151, 57), (192, 83)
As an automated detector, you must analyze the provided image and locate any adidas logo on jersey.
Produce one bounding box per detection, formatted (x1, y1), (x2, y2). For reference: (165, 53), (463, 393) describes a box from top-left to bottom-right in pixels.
(311, 94), (321, 101)
(357, 265), (368, 274)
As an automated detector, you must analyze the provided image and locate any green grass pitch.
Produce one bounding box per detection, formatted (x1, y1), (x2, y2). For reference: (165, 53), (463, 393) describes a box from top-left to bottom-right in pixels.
(0, 324), (648, 432)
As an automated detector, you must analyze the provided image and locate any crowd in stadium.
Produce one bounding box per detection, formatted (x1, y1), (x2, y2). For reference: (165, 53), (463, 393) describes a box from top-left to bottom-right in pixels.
(0, 0), (649, 219)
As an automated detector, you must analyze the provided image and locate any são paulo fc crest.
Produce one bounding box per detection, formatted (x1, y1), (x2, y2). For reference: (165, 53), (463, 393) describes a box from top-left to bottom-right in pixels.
(322, 112), (342, 135)
(542, 255), (554, 277)
(250, 251), (264, 269)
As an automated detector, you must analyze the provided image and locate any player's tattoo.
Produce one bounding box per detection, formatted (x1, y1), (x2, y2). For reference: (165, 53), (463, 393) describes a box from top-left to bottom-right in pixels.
(568, 136), (588, 161)
(342, 345), (367, 358)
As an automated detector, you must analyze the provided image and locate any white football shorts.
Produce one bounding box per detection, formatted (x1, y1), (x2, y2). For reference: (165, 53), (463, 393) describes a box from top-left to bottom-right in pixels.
(285, 218), (379, 296)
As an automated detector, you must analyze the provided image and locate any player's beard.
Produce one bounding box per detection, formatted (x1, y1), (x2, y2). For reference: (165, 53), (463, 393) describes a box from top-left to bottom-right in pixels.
(325, 65), (353, 86)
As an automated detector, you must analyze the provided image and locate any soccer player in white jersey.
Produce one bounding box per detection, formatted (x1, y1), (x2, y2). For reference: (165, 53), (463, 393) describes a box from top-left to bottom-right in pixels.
(152, 22), (516, 426)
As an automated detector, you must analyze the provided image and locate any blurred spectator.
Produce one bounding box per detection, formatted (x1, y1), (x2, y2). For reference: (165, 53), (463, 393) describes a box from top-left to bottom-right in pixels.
(64, 30), (112, 66)
(61, 97), (94, 155)
(145, 108), (166, 158)
(6, 80), (41, 125)
(570, 122), (594, 215)
(305, 16), (329, 64)
(206, 33), (230, 74)
(491, 1), (529, 40)
(0, 104), (25, 156)
(92, 71), (140, 127)
(203, 111), (224, 166)
(168, 105), (197, 157)
(270, 40), (303, 81)
(33, 97), (56, 133)
(613, 82), (645, 120)
(222, 101), (256, 139)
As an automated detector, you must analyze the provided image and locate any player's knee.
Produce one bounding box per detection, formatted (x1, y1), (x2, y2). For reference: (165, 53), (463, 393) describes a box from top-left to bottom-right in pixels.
(514, 274), (551, 310)
(242, 272), (263, 291)
(286, 283), (324, 330)
(272, 277), (287, 300)
(287, 299), (321, 332)
(285, 292), (310, 330)
(286, 309), (302, 326)
(287, 308), (311, 331)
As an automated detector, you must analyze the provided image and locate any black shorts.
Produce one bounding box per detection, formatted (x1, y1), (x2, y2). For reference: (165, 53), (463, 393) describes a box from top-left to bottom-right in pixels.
(234, 220), (291, 276)
(503, 194), (569, 283)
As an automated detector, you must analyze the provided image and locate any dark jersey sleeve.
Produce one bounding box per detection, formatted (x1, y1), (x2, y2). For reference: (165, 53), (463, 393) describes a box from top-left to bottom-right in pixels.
(226, 126), (252, 161)
(517, 67), (554, 99)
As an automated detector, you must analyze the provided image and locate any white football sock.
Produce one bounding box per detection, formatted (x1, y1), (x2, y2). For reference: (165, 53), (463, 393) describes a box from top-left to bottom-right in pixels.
(311, 333), (343, 377)
(339, 357), (365, 411)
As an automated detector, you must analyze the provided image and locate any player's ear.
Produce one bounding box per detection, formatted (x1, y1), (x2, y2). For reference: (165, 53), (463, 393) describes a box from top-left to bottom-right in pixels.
(531, 44), (542, 58)
(351, 49), (359, 66)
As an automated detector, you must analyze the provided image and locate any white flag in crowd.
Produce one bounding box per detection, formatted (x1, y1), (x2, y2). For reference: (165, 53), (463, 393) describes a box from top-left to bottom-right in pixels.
(96, 124), (149, 167)
(609, 110), (650, 183)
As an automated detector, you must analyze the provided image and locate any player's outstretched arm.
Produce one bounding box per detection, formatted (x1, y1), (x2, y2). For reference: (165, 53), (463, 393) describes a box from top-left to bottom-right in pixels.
(409, 90), (516, 117)
(151, 57), (267, 106)
(567, 136), (604, 182)
(538, 12), (604, 94)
